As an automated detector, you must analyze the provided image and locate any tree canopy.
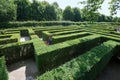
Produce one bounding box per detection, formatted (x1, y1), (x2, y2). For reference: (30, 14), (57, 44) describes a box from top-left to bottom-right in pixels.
(0, 0), (16, 22)
(0, 0), (119, 22)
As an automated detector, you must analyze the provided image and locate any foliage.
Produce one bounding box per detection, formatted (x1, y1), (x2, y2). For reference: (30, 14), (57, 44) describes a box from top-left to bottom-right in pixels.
(109, 0), (120, 15)
(0, 56), (8, 80)
(80, 0), (104, 23)
(63, 6), (74, 21)
(14, 0), (30, 21)
(0, 0), (16, 22)
(36, 40), (118, 80)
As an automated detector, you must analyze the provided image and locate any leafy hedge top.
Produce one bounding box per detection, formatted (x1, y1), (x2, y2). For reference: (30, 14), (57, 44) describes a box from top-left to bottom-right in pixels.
(36, 40), (118, 80)
(36, 34), (101, 55)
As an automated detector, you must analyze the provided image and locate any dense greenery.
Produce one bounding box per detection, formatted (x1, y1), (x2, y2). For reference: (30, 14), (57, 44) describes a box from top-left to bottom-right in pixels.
(37, 40), (118, 80)
(0, 0), (120, 22)
(0, 0), (16, 22)
(0, 56), (8, 80)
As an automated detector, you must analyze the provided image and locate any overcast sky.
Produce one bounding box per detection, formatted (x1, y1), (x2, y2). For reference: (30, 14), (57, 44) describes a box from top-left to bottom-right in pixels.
(39, 0), (120, 17)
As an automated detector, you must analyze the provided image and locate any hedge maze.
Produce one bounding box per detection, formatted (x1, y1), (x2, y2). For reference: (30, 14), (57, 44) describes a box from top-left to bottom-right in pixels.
(0, 24), (120, 80)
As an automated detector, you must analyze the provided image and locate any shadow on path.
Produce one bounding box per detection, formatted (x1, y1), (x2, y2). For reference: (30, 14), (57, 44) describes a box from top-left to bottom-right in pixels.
(96, 58), (120, 80)
(8, 59), (40, 80)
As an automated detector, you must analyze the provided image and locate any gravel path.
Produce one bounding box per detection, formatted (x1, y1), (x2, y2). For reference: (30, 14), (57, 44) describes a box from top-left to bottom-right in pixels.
(96, 58), (120, 80)
(8, 59), (40, 80)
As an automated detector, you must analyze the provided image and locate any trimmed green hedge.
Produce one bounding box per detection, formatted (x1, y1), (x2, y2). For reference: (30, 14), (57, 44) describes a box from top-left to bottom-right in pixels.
(0, 56), (8, 80)
(50, 29), (83, 36)
(52, 32), (91, 44)
(0, 35), (11, 39)
(0, 21), (83, 28)
(35, 26), (80, 38)
(36, 40), (118, 80)
(35, 34), (103, 73)
(0, 42), (34, 64)
(0, 38), (18, 45)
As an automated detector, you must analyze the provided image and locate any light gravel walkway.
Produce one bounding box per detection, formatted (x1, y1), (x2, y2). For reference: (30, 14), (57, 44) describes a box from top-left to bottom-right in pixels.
(8, 59), (40, 80)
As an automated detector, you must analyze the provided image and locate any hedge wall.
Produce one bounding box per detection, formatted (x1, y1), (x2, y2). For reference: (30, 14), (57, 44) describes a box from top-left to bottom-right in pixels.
(35, 34), (103, 73)
(0, 56), (8, 80)
(0, 21), (84, 28)
(0, 42), (34, 64)
(51, 29), (83, 36)
(0, 38), (18, 45)
(36, 40), (118, 80)
(52, 32), (91, 44)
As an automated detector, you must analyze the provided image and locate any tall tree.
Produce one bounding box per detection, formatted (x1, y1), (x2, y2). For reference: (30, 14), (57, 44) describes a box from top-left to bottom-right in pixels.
(29, 0), (43, 20)
(42, 1), (57, 21)
(14, 0), (30, 21)
(80, 0), (104, 23)
(63, 6), (74, 21)
(52, 2), (62, 20)
(73, 7), (82, 21)
(0, 0), (16, 22)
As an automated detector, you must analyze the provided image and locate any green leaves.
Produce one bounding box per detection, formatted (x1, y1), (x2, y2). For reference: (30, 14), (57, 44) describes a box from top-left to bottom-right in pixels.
(0, 0), (16, 22)
(109, 0), (120, 16)
(0, 56), (8, 80)
(37, 40), (118, 80)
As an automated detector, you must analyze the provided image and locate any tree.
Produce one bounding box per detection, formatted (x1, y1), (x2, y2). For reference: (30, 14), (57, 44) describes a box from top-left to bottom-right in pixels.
(29, 0), (43, 20)
(80, 0), (104, 23)
(0, 0), (16, 22)
(63, 6), (74, 21)
(52, 2), (62, 20)
(14, 0), (30, 21)
(109, 0), (120, 16)
(73, 7), (82, 21)
(97, 14), (106, 22)
(40, 1), (57, 21)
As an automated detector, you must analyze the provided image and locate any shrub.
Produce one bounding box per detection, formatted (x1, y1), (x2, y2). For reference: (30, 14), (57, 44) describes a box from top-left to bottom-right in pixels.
(0, 56), (8, 80)
(35, 34), (102, 73)
(36, 40), (118, 80)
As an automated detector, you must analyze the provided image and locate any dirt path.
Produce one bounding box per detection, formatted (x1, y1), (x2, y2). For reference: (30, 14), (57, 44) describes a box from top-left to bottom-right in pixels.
(7, 59), (40, 80)
(96, 58), (120, 80)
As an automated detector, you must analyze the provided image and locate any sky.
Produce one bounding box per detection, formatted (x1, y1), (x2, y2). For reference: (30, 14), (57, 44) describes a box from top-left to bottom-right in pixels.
(40, 0), (120, 17)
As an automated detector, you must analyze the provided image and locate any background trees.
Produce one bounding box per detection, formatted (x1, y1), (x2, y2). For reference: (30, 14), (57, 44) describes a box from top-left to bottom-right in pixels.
(14, 0), (30, 21)
(0, 0), (120, 22)
(63, 6), (74, 21)
(0, 0), (16, 22)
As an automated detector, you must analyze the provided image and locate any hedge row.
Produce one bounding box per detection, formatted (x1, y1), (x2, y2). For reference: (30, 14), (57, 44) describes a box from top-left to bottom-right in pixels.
(35, 34), (103, 73)
(0, 38), (18, 45)
(0, 21), (84, 28)
(0, 56), (8, 80)
(103, 35), (120, 42)
(37, 40), (118, 80)
(0, 35), (11, 39)
(50, 29), (83, 36)
(0, 41), (34, 64)
(35, 26), (80, 37)
(52, 32), (91, 44)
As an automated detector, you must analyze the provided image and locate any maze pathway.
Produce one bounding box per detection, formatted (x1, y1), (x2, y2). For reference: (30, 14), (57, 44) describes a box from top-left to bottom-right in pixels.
(8, 59), (40, 80)
(0, 24), (120, 80)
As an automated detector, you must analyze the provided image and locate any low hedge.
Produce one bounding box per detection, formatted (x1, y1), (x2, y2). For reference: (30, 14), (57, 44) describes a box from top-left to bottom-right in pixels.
(0, 35), (11, 39)
(36, 40), (118, 80)
(0, 21), (83, 28)
(35, 34), (103, 73)
(52, 32), (91, 44)
(35, 26), (80, 38)
(0, 42), (34, 64)
(0, 56), (8, 80)
(0, 38), (18, 45)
